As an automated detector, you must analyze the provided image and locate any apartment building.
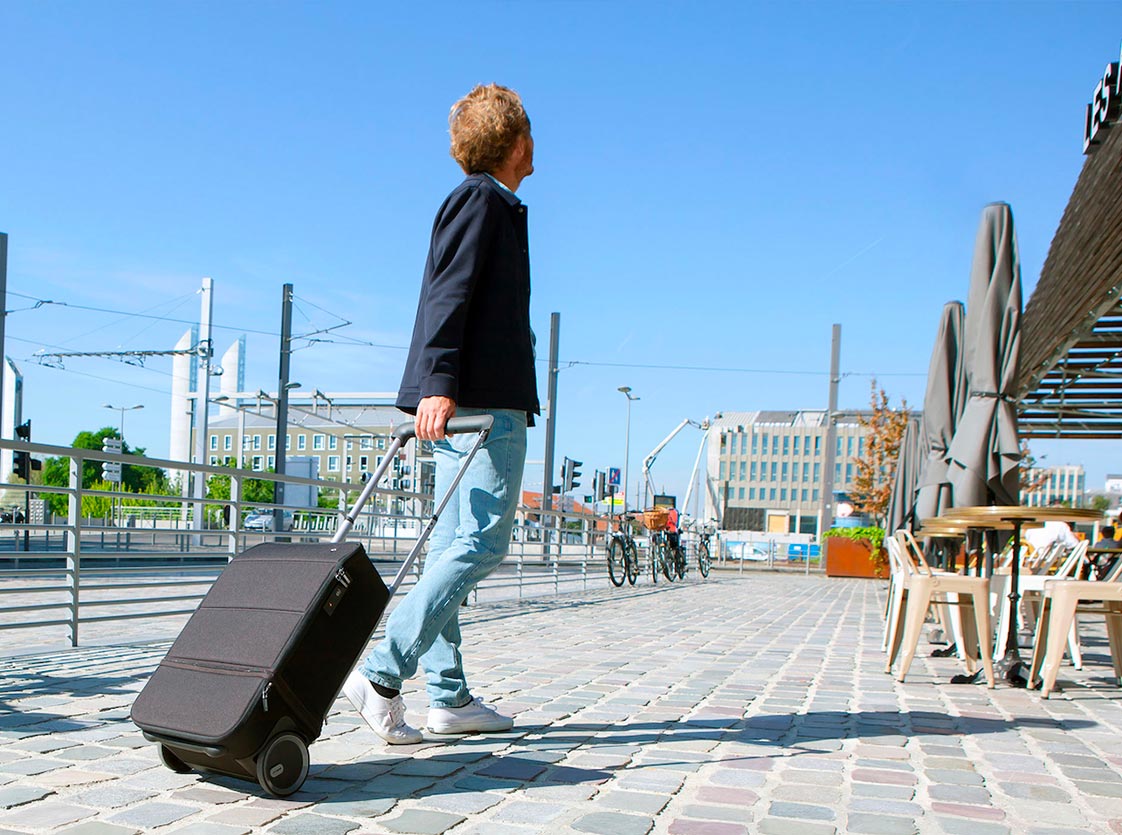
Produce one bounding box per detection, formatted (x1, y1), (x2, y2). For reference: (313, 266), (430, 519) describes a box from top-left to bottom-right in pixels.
(1022, 464), (1086, 508)
(706, 409), (874, 534)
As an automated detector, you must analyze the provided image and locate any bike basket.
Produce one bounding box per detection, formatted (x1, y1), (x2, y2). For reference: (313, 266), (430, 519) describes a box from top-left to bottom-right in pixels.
(643, 508), (669, 530)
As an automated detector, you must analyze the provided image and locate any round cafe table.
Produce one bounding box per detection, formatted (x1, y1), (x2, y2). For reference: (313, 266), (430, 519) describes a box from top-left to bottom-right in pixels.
(940, 505), (1101, 686)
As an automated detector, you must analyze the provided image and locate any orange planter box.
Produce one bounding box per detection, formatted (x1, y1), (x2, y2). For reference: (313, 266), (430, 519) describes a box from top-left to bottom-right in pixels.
(824, 536), (887, 579)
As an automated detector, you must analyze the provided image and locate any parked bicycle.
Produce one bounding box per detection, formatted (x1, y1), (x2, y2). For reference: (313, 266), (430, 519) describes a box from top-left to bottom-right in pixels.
(693, 522), (713, 579)
(644, 507), (685, 583)
(607, 513), (640, 587)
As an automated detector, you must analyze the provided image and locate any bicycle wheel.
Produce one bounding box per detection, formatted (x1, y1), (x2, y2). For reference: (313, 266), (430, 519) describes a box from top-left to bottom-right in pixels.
(607, 537), (626, 587)
(625, 538), (639, 585)
(698, 540), (711, 578)
(661, 542), (674, 581)
(674, 545), (686, 580)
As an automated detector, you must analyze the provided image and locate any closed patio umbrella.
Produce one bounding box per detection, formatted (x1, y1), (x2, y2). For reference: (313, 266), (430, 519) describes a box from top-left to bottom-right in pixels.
(914, 301), (967, 525)
(885, 416), (925, 535)
(946, 203), (1022, 508)
(944, 202), (1024, 684)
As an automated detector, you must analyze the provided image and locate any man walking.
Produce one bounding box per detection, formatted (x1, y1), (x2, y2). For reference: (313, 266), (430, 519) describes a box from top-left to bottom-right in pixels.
(343, 84), (539, 744)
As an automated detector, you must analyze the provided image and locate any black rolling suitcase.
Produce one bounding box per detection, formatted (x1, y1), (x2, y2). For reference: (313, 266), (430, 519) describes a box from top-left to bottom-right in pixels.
(131, 416), (493, 797)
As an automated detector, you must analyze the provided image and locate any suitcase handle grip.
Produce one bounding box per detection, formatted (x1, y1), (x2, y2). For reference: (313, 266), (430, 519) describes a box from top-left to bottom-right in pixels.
(393, 415), (494, 442)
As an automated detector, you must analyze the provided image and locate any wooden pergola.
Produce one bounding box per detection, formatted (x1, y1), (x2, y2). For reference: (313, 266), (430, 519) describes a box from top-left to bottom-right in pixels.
(1017, 117), (1122, 439)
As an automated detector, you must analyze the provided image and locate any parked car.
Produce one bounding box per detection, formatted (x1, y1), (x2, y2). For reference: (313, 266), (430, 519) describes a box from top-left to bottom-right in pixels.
(727, 541), (770, 561)
(243, 509), (293, 532)
(0, 507), (25, 524)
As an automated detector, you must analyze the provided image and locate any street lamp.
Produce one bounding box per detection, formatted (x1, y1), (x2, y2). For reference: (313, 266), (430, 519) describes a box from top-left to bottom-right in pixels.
(618, 387), (639, 512)
(103, 403), (144, 441)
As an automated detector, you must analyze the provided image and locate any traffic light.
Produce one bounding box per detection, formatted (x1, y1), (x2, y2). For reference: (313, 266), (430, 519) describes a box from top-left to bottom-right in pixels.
(561, 456), (582, 493)
(15, 421), (30, 442)
(102, 437), (122, 484)
(13, 452), (29, 481)
(594, 470), (607, 502)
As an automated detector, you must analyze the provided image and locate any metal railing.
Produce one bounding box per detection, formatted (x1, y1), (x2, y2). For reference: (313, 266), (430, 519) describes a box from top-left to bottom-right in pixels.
(0, 439), (615, 649)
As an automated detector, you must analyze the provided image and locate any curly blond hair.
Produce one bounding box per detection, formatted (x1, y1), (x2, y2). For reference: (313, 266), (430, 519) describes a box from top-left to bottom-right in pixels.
(449, 84), (531, 175)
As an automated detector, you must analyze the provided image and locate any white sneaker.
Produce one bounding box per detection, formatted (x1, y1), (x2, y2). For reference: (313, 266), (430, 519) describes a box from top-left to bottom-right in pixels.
(341, 670), (422, 745)
(427, 697), (514, 734)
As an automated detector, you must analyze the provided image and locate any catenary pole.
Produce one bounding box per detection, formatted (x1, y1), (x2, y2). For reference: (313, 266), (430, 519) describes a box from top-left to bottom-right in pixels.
(274, 283), (294, 531)
(192, 278), (214, 534)
(541, 312), (560, 527)
(819, 324), (841, 536)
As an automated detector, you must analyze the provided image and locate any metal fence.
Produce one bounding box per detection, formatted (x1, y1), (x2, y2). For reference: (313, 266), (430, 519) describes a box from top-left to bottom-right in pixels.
(0, 439), (825, 651)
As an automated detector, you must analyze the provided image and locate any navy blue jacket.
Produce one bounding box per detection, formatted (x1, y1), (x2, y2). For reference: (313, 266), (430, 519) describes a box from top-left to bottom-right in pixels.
(396, 174), (540, 420)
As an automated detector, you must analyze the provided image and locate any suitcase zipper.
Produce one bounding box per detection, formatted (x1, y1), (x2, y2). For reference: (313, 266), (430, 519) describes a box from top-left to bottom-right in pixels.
(261, 681), (272, 712)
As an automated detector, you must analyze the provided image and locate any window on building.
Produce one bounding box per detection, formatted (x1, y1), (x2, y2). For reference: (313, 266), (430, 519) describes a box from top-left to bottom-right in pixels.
(781, 488), (787, 501)
(813, 489), (820, 502)
(847, 436), (854, 457)
(750, 461), (757, 480)
(360, 437), (373, 450)
(313, 434), (325, 450)
(858, 437), (864, 457)
(846, 463), (853, 483)
(760, 433), (767, 455)
(253, 435), (262, 450)
(749, 487), (756, 500)
(224, 456), (235, 466)
(836, 438), (843, 456)
(815, 436), (821, 455)
(751, 433), (758, 455)
(209, 435), (218, 451)
(772, 435), (779, 455)
(769, 488), (777, 501)
(329, 435), (338, 450)
(345, 456), (352, 470)
(814, 462), (821, 482)
(804, 436), (811, 455)
(223, 434), (232, 451)
(267, 434), (275, 450)
(267, 455), (275, 469)
(739, 461), (746, 479)
(802, 462), (810, 482)
(252, 455), (263, 471)
(243, 435), (251, 450)
(209, 455), (219, 465)
(835, 463), (841, 482)
(328, 455), (340, 472)
(770, 462), (777, 481)
(360, 455), (369, 470)
(781, 463), (789, 481)
(720, 433), (727, 452)
(783, 436), (789, 455)
(738, 487), (745, 500)
(720, 461), (726, 480)
(377, 437), (386, 450)
(802, 489), (808, 502)
(740, 434), (747, 455)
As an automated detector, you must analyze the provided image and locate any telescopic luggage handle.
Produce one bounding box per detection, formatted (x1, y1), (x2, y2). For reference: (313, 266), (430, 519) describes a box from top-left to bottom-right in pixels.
(332, 414), (494, 549)
(392, 414), (495, 442)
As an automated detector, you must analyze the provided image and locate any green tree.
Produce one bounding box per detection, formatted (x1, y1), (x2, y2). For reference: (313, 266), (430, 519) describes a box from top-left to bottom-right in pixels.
(40, 426), (172, 516)
(1091, 494), (1113, 513)
(206, 464), (277, 506)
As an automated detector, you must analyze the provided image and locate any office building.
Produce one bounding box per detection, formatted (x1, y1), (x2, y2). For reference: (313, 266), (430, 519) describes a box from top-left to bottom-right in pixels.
(1022, 464), (1086, 508)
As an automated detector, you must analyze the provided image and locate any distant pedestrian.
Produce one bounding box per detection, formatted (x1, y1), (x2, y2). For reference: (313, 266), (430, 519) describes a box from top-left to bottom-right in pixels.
(344, 83), (539, 744)
(1094, 525), (1118, 550)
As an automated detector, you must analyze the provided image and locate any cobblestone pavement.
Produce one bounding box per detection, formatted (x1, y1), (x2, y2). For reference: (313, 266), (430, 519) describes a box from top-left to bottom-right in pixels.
(1, 573), (1122, 835)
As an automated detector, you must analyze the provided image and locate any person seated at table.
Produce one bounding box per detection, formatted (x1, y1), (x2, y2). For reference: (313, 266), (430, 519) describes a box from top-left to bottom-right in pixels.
(1024, 518), (1079, 553)
(1094, 525), (1119, 550)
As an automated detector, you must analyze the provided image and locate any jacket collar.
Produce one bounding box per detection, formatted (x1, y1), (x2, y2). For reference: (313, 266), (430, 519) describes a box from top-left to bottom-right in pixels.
(466, 172), (523, 207)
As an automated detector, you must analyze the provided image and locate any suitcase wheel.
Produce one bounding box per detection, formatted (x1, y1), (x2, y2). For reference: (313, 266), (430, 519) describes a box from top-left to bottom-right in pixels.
(157, 744), (193, 774)
(256, 732), (309, 797)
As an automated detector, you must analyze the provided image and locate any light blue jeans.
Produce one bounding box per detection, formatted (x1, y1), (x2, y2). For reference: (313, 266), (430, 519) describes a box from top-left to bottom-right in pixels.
(361, 407), (527, 708)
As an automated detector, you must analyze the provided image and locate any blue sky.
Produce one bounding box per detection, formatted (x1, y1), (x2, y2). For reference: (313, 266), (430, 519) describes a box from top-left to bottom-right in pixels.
(1, 2), (1118, 501)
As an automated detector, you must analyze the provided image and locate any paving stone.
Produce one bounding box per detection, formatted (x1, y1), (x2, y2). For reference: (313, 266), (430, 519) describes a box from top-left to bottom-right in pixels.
(108, 801), (199, 828)
(268, 814), (362, 835)
(668, 822), (749, 835)
(758, 818), (837, 835)
(414, 791), (501, 815)
(164, 825), (251, 835)
(0, 785), (53, 809)
(491, 800), (570, 824)
(378, 809), (466, 834)
(71, 785), (158, 809)
(845, 813), (918, 835)
(999, 782), (1071, 802)
(598, 790), (669, 815)
(680, 803), (753, 823)
(933, 817), (1010, 835)
(56, 823), (140, 835)
(571, 811), (654, 835)
(0, 802), (96, 829)
(767, 801), (835, 822)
